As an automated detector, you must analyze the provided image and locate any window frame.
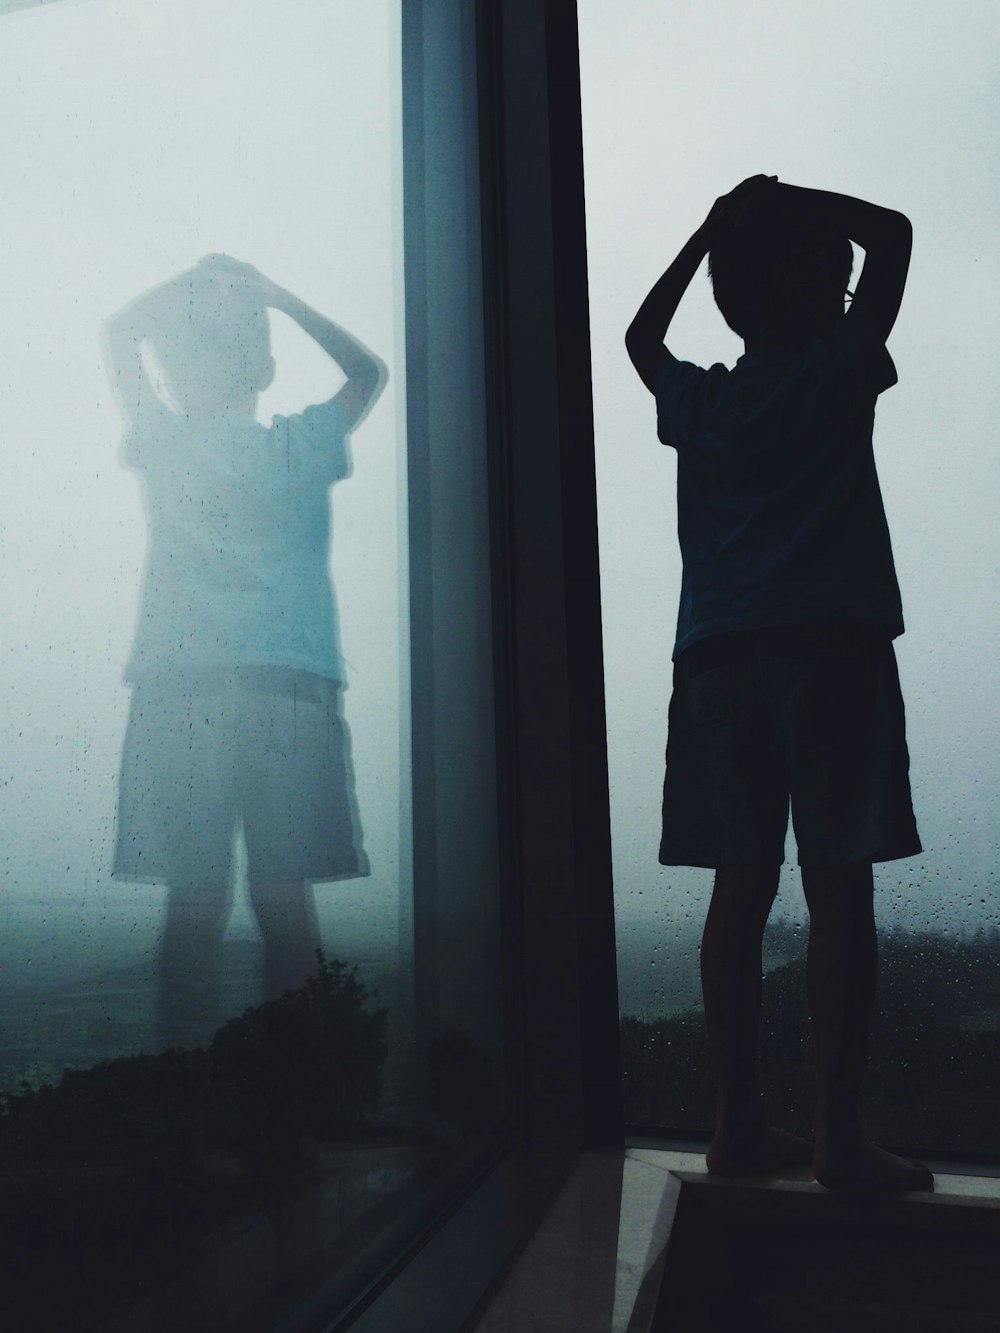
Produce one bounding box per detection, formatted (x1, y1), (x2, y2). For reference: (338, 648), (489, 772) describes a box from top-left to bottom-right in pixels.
(283, 1), (622, 1328)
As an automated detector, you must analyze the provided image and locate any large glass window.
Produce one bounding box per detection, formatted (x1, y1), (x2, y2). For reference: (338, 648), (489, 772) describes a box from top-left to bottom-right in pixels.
(0, 3), (510, 1326)
(579, 0), (1000, 1157)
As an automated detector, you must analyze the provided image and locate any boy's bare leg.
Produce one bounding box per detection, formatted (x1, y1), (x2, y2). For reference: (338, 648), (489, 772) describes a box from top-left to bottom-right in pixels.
(249, 878), (321, 1001)
(802, 861), (933, 1190)
(701, 865), (813, 1175)
(159, 881), (229, 1049)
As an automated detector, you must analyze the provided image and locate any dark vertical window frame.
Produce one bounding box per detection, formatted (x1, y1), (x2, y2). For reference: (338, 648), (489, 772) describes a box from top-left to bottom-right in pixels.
(479, 0), (622, 1152)
(278, 1), (622, 1327)
(541, 0), (622, 1149)
(467, 0), (623, 1163)
(401, 0), (621, 1170)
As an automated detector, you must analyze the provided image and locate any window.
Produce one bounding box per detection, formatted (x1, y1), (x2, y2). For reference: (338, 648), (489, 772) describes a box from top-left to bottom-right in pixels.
(1, 3), (619, 1328)
(579, 0), (1000, 1160)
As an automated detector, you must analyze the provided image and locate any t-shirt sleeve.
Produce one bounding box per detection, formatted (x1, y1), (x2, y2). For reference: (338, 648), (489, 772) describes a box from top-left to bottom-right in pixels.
(654, 355), (713, 451)
(817, 315), (898, 399)
(271, 396), (352, 484)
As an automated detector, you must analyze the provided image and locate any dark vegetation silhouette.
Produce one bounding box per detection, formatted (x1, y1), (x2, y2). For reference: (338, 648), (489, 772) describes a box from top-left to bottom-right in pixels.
(0, 952), (389, 1328)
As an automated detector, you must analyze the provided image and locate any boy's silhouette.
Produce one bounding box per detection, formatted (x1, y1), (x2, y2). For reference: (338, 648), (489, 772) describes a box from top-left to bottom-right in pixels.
(105, 256), (387, 1050)
(626, 177), (933, 1192)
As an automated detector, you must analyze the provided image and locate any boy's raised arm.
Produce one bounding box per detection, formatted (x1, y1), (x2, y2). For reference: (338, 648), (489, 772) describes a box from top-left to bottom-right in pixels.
(625, 228), (710, 394)
(270, 289), (388, 431)
(626, 175), (777, 393)
(202, 255), (388, 431)
(102, 307), (147, 427)
(102, 279), (184, 427)
(775, 182), (912, 346)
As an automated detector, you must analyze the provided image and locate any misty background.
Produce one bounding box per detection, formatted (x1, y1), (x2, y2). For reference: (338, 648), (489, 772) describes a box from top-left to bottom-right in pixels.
(577, 0), (1000, 1016)
(0, 0), (995, 1072)
(0, 1), (408, 1051)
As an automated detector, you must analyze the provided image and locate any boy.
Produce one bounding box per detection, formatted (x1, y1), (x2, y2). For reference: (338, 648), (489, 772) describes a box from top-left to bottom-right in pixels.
(625, 177), (932, 1191)
(105, 255), (387, 1050)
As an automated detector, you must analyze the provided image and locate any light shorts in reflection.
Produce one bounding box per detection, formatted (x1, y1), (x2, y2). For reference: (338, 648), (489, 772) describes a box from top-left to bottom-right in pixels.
(113, 666), (369, 885)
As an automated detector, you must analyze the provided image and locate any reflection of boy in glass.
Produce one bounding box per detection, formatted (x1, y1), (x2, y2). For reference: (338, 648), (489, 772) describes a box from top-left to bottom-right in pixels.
(105, 256), (387, 1050)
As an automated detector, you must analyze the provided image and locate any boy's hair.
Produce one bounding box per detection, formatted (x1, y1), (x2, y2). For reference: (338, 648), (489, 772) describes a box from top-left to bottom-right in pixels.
(149, 269), (273, 415)
(708, 192), (853, 341)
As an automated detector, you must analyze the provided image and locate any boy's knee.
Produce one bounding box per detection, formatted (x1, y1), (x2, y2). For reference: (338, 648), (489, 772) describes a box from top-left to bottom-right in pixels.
(250, 877), (307, 901)
(712, 864), (781, 916)
(249, 878), (312, 926)
(801, 861), (874, 917)
(166, 879), (230, 918)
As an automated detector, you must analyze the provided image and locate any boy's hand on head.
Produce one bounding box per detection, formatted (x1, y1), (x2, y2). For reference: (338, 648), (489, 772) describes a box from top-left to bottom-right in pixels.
(703, 175), (778, 241)
(199, 254), (284, 309)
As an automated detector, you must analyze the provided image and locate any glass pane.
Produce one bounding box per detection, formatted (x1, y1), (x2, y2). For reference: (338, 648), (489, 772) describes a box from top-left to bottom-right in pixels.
(0, 2), (507, 1326)
(578, 1), (1000, 1154)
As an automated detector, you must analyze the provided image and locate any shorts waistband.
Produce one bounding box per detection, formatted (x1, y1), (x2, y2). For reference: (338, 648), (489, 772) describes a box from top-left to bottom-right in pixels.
(674, 619), (891, 688)
(132, 665), (331, 702)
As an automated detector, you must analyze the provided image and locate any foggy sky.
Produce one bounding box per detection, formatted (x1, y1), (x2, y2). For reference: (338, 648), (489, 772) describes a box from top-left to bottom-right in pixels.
(578, 0), (999, 1007)
(0, 2), (406, 973)
(0, 0), (996, 1027)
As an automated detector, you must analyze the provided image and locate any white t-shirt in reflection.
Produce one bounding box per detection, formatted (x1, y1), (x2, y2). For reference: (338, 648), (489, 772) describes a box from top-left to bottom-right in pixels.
(124, 397), (351, 685)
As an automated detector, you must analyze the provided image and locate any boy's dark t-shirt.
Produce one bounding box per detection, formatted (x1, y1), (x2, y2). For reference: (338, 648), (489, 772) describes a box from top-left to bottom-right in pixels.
(654, 315), (903, 660)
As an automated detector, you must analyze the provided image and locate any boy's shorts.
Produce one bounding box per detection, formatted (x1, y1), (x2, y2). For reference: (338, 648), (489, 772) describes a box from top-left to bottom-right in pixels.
(113, 666), (369, 885)
(660, 619), (922, 869)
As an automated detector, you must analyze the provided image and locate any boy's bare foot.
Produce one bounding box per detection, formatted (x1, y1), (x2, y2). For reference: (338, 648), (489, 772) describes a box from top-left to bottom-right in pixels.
(814, 1139), (934, 1193)
(706, 1124), (814, 1177)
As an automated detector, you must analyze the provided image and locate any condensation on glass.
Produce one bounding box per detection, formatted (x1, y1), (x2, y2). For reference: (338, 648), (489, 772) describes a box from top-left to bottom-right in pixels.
(578, 0), (1000, 1154)
(0, 2), (506, 1325)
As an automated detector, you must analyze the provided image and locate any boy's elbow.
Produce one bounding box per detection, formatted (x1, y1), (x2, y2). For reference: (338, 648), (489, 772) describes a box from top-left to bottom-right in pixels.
(880, 210), (912, 248)
(372, 356), (389, 396)
(889, 212), (913, 267)
(625, 324), (645, 367)
(626, 330), (662, 388)
(361, 357), (389, 406)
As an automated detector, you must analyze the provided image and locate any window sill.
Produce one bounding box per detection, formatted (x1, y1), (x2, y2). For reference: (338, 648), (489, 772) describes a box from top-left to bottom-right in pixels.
(466, 1141), (1000, 1332)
